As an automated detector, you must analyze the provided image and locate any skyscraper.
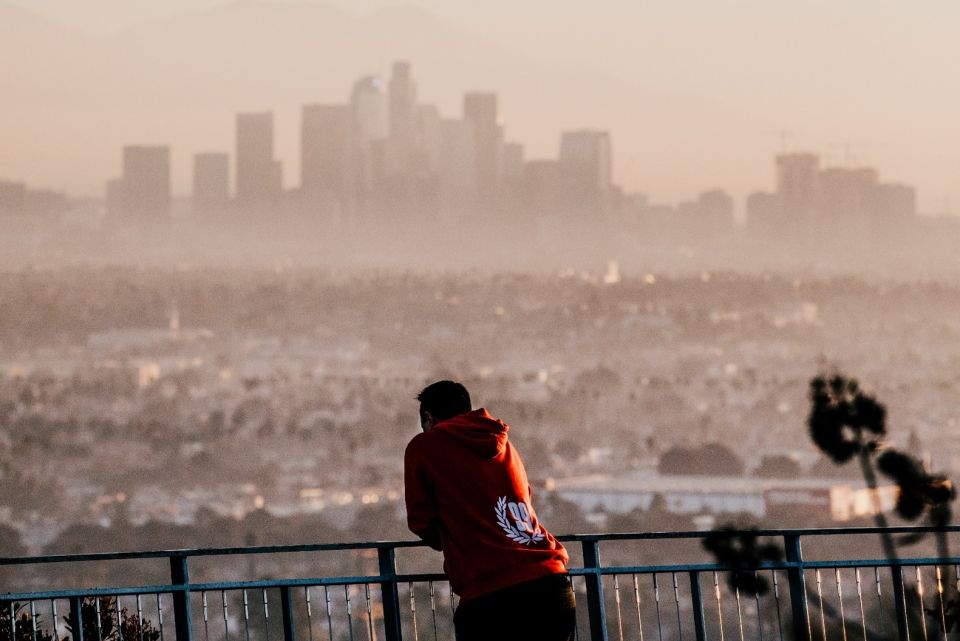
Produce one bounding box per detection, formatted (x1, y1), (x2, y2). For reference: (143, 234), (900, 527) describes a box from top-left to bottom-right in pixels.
(559, 130), (613, 216)
(192, 152), (230, 211)
(119, 145), (171, 220)
(301, 104), (353, 207)
(775, 153), (819, 219)
(236, 112), (282, 208)
(351, 76), (387, 147)
(463, 92), (501, 208)
(388, 61), (417, 150)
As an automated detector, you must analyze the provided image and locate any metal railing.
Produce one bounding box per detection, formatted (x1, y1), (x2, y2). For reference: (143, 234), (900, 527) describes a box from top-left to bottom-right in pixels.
(3, 526), (959, 641)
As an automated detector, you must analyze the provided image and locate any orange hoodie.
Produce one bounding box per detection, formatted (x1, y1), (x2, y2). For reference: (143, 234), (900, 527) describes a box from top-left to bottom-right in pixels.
(404, 408), (569, 602)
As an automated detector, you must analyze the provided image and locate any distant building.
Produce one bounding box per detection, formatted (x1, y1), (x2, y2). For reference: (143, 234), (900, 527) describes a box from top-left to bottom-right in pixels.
(301, 104), (353, 208)
(676, 189), (734, 237)
(192, 152), (230, 211)
(114, 145), (171, 220)
(776, 153), (820, 221)
(818, 166), (878, 238)
(236, 112), (282, 208)
(559, 130), (613, 216)
(0, 180), (26, 215)
(436, 118), (478, 216)
(388, 61), (418, 151)
(351, 76), (388, 147)
(463, 92), (501, 208)
(745, 191), (780, 237)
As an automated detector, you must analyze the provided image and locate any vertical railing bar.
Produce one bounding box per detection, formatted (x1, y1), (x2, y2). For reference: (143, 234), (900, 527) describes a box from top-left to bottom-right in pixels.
(280, 587), (296, 641)
(201, 592), (210, 641)
(734, 582), (745, 641)
(242, 590), (251, 641)
(673, 572), (683, 641)
(836, 568), (848, 641)
(891, 564), (910, 641)
(936, 566), (947, 641)
(784, 534), (811, 641)
(137, 594), (144, 641)
(304, 587), (314, 641)
(51, 600), (60, 641)
(376, 547), (402, 641)
(428, 582), (438, 641)
(633, 574), (645, 641)
(323, 586), (333, 641)
(363, 584), (374, 641)
(654, 573), (664, 641)
(773, 571), (785, 641)
(614, 575), (625, 641)
(262, 589), (269, 641)
(582, 540), (608, 641)
(344, 585), (355, 641)
(157, 594), (165, 641)
(714, 572), (726, 641)
(875, 567), (887, 640)
(95, 597), (104, 641)
(408, 583), (419, 641)
(117, 595), (125, 641)
(754, 572), (764, 641)
(221, 590), (229, 641)
(30, 599), (38, 641)
(572, 575), (582, 641)
(11, 601), (17, 641)
(815, 569), (826, 641)
(169, 555), (193, 641)
(916, 566), (928, 641)
(689, 571), (707, 641)
(68, 597), (84, 641)
(855, 568), (866, 641)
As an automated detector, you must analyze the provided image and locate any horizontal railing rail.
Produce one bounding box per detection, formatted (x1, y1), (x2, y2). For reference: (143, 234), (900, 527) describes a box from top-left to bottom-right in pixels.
(3, 526), (959, 641)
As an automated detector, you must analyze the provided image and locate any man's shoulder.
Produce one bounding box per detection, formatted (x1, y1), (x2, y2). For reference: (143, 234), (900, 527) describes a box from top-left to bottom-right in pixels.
(404, 430), (438, 457)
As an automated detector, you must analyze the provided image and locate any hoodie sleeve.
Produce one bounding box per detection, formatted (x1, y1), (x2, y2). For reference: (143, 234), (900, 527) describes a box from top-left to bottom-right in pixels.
(404, 439), (442, 550)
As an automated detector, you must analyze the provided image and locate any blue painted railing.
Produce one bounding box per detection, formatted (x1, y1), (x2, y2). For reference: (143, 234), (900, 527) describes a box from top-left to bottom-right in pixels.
(2, 526), (959, 641)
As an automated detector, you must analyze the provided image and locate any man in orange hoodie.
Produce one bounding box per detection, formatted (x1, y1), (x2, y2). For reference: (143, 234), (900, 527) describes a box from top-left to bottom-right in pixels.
(404, 380), (576, 640)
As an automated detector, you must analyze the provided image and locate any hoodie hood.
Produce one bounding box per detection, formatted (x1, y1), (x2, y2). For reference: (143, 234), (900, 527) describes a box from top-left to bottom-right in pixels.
(431, 408), (509, 458)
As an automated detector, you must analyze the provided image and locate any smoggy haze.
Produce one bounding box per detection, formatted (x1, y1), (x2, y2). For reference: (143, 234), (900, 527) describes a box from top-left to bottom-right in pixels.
(3, 0), (960, 213)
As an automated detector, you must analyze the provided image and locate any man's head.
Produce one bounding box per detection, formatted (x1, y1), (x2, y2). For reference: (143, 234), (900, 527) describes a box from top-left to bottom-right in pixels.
(417, 380), (472, 431)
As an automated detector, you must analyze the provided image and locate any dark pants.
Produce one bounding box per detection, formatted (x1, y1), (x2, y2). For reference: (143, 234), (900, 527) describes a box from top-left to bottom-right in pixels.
(453, 573), (577, 641)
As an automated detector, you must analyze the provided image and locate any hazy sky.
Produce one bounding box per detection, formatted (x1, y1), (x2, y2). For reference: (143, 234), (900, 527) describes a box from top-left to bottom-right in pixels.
(6, 0), (960, 212)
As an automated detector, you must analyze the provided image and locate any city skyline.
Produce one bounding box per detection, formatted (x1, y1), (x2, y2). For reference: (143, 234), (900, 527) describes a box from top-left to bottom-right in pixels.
(2, 0), (959, 214)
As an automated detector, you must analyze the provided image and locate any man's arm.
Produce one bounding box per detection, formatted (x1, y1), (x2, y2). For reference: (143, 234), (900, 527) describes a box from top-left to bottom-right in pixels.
(404, 442), (442, 550)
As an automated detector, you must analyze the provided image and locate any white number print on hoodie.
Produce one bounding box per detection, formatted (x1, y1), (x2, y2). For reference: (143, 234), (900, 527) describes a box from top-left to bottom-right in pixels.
(495, 496), (545, 545)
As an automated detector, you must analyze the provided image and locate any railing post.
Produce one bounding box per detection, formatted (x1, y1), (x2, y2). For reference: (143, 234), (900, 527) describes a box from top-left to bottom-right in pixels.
(890, 565), (909, 641)
(169, 554), (193, 641)
(581, 539), (608, 641)
(279, 587), (296, 641)
(378, 546), (403, 641)
(784, 534), (810, 641)
(689, 571), (707, 641)
(68, 596), (84, 641)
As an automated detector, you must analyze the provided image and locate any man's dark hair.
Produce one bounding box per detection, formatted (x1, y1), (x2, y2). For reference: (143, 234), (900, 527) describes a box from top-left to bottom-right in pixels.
(417, 380), (472, 423)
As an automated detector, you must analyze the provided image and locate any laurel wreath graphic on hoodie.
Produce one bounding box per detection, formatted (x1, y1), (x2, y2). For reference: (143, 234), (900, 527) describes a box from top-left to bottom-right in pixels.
(495, 496), (544, 545)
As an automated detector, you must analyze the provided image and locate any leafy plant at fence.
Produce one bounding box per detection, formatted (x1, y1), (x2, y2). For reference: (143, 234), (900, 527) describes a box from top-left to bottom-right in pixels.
(63, 597), (161, 641)
(702, 527), (782, 595)
(0, 602), (56, 641)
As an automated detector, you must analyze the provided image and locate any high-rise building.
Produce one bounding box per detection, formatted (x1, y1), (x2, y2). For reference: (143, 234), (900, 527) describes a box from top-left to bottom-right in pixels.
(118, 145), (171, 219)
(351, 76), (387, 147)
(560, 130), (612, 189)
(500, 143), (525, 179)
(192, 152), (230, 211)
(437, 118), (477, 215)
(301, 104), (353, 206)
(236, 112), (282, 208)
(463, 92), (501, 206)
(745, 191), (780, 237)
(775, 153), (819, 218)
(0, 180), (26, 215)
(818, 166), (878, 238)
(388, 61), (417, 148)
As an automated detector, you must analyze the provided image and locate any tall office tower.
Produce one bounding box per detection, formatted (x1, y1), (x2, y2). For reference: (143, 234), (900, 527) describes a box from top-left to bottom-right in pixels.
(236, 112), (282, 208)
(120, 145), (171, 219)
(351, 76), (387, 147)
(560, 130), (613, 189)
(192, 152), (230, 211)
(388, 61), (418, 149)
(775, 153), (819, 218)
(559, 130), (613, 216)
(418, 104), (443, 173)
(301, 104), (353, 207)
(818, 166), (878, 239)
(500, 142), (525, 180)
(463, 92), (501, 206)
(745, 191), (781, 238)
